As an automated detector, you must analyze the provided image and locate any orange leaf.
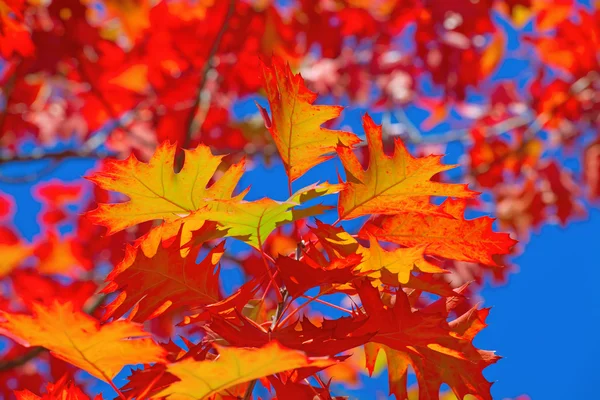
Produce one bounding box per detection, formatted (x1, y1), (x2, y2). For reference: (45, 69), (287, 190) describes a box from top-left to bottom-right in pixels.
(337, 114), (476, 220)
(154, 341), (337, 399)
(361, 198), (517, 265)
(15, 378), (99, 400)
(311, 221), (445, 285)
(0, 302), (166, 382)
(258, 56), (360, 181)
(0, 229), (31, 278)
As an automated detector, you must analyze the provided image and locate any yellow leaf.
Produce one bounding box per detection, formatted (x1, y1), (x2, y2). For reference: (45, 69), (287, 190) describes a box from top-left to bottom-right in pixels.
(258, 56), (361, 181)
(104, 0), (151, 41)
(360, 237), (445, 283)
(190, 182), (341, 248)
(337, 114), (476, 220)
(0, 301), (166, 382)
(0, 241), (31, 278)
(86, 142), (246, 235)
(154, 341), (336, 399)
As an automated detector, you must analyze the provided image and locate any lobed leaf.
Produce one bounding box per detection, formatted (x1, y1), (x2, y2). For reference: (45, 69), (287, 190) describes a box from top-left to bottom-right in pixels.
(0, 302), (166, 382)
(258, 56), (361, 181)
(86, 141), (245, 235)
(362, 198), (517, 265)
(337, 114), (477, 220)
(154, 341), (337, 399)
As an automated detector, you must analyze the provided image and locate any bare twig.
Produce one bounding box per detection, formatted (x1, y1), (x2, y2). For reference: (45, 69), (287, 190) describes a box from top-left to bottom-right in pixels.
(242, 242), (297, 400)
(182, 0), (236, 151)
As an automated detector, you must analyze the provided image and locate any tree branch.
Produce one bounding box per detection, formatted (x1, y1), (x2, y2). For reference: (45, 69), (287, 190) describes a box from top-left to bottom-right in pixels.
(182, 0), (236, 151)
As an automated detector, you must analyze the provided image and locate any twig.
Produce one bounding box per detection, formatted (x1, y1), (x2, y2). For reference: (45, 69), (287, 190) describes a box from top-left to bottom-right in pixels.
(182, 0), (236, 151)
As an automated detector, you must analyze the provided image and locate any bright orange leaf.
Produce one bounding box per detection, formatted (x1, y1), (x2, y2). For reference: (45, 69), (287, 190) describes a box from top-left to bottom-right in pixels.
(103, 229), (224, 322)
(257, 56), (361, 181)
(362, 198), (517, 265)
(0, 301), (166, 382)
(337, 114), (476, 220)
(311, 221), (445, 284)
(355, 281), (499, 400)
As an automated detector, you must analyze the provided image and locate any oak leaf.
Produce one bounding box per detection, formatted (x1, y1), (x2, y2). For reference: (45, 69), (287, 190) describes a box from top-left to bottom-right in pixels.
(311, 221), (445, 284)
(337, 114), (476, 220)
(205, 308), (373, 358)
(257, 56), (361, 181)
(362, 198), (517, 266)
(86, 141), (245, 235)
(102, 231), (224, 322)
(355, 281), (499, 400)
(0, 301), (166, 382)
(158, 182), (341, 250)
(0, 227), (32, 278)
(153, 341), (336, 399)
(15, 378), (99, 400)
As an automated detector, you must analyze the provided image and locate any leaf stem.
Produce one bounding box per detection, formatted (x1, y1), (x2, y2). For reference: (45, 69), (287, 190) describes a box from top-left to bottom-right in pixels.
(277, 286), (336, 328)
(299, 295), (353, 314)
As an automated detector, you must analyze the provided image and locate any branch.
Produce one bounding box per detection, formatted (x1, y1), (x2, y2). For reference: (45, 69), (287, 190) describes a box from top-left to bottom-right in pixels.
(182, 0), (236, 151)
(0, 147), (111, 184)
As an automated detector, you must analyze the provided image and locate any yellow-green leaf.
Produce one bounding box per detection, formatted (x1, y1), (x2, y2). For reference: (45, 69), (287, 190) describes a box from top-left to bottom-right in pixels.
(87, 142), (245, 235)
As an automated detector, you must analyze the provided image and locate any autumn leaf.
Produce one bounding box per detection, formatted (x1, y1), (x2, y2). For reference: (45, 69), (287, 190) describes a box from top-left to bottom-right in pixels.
(153, 341), (337, 400)
(0, 227), (32, 278)
(276, 249), (361, 297)
(161, 182), (341, 250)
(362, 198), (517, 266)
(102, 230), (224, 322)
(206, 307), (374, 358)
(197, 182), (340, 248)
(15, 378), (99, 400)
(311, 221), (446, 284)
(103, 0), (151, 41)
(337, 114), (476, 220)
(108, 64), (149, 94)
(479, 32), (504, 78)
(257, 56), (361, 181)
(354, 281), (499, 400)
(0, 301), (166, 382)
(86, 141), (246, 235)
